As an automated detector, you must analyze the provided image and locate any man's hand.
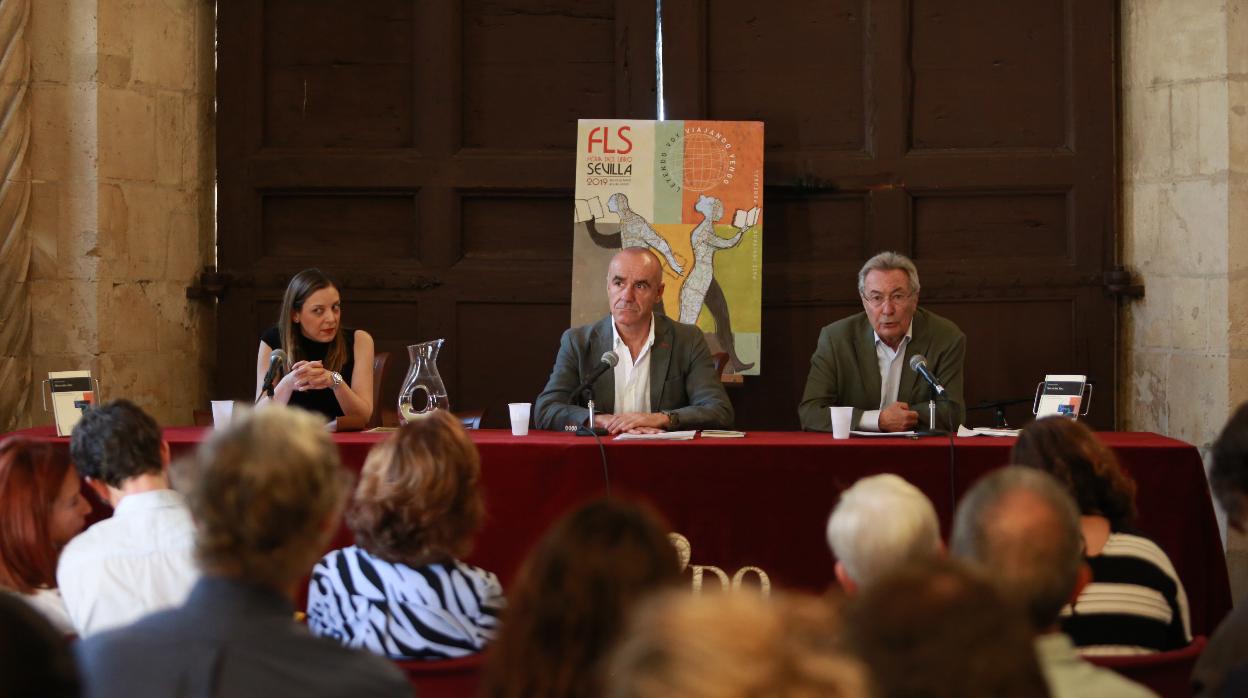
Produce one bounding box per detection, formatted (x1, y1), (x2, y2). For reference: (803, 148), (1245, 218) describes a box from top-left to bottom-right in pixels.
(879, 401), (919, 432)
(601, 412), (670, 435)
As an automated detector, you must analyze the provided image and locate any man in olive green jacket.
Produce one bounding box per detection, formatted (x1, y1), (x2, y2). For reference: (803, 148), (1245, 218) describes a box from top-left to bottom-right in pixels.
(799, 252), (965, 433)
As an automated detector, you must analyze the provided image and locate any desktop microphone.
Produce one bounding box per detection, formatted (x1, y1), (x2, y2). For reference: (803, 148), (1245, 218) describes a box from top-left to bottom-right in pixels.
(571, 351), (619, 400)
(259, 349), (288, 398)
(908, 354), (946, 396)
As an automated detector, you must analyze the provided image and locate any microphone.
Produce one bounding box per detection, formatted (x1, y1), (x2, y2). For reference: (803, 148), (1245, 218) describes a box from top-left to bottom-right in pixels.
(260, 349), (288, 399)
(908, 354), (946, 396)
(571, 351), (619, 400)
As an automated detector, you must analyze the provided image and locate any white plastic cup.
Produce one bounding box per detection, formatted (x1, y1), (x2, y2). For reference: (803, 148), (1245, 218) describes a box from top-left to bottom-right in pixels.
(508, 402), (531, 436)
(211, 400), (235, 428)
(829, 406), (853, 440)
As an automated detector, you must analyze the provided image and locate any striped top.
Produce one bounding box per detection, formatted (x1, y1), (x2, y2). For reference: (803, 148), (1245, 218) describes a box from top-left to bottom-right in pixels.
(1059, 531), (1191, 656)
(307, 546), (504, 660)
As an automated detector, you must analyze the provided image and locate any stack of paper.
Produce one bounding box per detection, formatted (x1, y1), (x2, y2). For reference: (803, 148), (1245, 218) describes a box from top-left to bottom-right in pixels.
(701, 430), (745, 438)
(613, 430), (698, 441)
(956, 425), (1022, 438)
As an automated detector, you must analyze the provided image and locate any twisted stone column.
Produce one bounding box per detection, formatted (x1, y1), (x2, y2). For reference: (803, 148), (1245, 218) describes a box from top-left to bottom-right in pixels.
(0, 0), (30, 431)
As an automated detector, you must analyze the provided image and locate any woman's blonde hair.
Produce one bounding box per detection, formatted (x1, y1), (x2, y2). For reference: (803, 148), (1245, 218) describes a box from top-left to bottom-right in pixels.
(347, 410), (484, 566)
(173, 407), (349, 589)
(609, 591), (869, 698)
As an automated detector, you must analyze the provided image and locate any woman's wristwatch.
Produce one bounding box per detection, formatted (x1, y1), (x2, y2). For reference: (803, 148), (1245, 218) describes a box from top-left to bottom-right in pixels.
(330, 371), (343, 388)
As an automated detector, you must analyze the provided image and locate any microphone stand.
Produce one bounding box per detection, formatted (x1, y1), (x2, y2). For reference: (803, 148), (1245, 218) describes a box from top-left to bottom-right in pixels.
(915, 384), (948, 437)
(573, 386), (608, 437)
(571, 387), (612, 496)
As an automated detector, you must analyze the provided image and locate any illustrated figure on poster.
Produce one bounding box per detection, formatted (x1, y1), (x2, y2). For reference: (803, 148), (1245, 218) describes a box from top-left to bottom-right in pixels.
(582, 193), (685, 275)
(679, 195), (754, 373)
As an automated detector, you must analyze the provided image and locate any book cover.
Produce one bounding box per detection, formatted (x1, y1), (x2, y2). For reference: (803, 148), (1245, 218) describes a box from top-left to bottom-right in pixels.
(571, 120), (764, 375)
(1035, 374), (1086, 419)
(48, 370), (95, 436)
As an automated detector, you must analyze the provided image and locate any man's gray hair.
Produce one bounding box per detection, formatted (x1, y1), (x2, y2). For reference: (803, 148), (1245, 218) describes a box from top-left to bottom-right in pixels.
(827, 474), (941, 588)
(858, 251), (921, 296)
(950, 466), (1084, 630)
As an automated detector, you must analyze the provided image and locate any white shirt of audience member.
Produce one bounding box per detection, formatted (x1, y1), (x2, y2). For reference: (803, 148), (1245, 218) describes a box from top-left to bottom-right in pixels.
(57, 489), (198, 637)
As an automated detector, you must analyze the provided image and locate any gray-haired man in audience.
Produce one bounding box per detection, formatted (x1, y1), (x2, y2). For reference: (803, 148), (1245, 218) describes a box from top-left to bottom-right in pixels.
(826, 473), (942, 593)
(75, 407), (408, 698)
(1193, 402), (1248, 696)
(951, 466), (1157, 698)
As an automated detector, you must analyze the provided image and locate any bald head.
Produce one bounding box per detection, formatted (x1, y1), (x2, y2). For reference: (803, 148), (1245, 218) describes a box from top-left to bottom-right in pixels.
(607, 248), (665, 332)
(950, 466), (1084, 630)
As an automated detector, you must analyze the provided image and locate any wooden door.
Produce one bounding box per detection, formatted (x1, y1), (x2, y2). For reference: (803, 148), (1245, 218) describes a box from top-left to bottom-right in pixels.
(215, 1), (657, 426)
(215, 1), (1121, 431)
(661, 0), (1120, 429)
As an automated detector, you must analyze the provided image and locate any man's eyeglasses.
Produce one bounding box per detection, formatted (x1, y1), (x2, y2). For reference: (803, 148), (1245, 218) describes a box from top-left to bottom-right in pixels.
(862, 290), (914, 308)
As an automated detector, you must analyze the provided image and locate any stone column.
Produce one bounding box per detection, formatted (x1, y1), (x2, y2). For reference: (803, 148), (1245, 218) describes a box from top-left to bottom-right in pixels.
(24, 0), (214, 428)
(0, 0), (30, 432)
(1120, 0), (1248, 597)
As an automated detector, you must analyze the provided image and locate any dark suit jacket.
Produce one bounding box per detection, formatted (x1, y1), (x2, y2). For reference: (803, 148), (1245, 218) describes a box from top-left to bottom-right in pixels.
(534, 314), (734, 430)
(798, 308), (966, 432)
(75, 577), (409, 698)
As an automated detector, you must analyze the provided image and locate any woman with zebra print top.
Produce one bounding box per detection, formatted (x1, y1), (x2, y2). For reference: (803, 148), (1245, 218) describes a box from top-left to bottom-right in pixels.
(307, 410), (504, 659)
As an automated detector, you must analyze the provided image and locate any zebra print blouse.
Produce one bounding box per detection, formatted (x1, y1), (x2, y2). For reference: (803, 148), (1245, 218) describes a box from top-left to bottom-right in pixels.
(306, 546), (504, 660)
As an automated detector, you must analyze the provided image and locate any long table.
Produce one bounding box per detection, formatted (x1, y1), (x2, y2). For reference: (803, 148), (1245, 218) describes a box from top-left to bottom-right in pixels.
(8, 427), (1230, 635)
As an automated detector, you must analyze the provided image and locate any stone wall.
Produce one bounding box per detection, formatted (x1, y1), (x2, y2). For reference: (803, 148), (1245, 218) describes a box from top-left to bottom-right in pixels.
(1120, 0), (1248, 596)
(19, 0), (214, 427)
(0, 0), (31, 432)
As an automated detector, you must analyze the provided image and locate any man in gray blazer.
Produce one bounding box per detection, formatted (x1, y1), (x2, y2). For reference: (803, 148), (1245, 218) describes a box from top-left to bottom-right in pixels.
(535, 247), (734, 434)
(799, 251), (965, 432)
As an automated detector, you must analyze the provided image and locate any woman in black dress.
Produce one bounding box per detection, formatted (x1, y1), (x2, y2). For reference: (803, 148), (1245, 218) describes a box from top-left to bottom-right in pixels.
(255, 268), (375, 422)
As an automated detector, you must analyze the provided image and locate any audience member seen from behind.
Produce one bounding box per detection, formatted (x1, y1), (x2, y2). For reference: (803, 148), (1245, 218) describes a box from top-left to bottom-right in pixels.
(1193, 402), (1248, 696)
(59, 400), (197, 637)
(1012, 416), (1191, 654)
(75, 407), (409, 698)
(0, 437), (90, 634)
(0, 592), (79, 698)
(826, 473), (941, 594)
(308, 409), (504, 659)
(609, 590), (869, 698)
(256, 268), (375, 423)
(843, 557), (1047, 698)
(951, 466), (1158, 698)
(480, 498), (682, 698)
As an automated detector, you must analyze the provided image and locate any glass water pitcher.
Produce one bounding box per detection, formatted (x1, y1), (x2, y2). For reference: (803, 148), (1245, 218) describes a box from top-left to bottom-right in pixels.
(398, 339), (448, 423)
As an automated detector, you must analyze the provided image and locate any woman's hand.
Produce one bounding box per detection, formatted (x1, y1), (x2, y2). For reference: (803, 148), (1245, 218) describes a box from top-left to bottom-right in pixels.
(287, 360), (334, 391)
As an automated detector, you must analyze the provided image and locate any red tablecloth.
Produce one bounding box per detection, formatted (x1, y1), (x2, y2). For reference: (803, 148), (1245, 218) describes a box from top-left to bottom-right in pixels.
(7, 427), (1230, 635)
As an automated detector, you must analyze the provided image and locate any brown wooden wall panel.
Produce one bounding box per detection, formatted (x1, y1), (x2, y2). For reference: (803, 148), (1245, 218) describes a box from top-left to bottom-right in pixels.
(704, 1), (866, 151)
(460, 192), (573, 262)
(263, 0), (415, 148)
(455, 302), (573, 428)
(929, 298), (1078, 428)
(910, 0), (1067, 150)
(219, 1), (1117, 430)
(766, 193), (868, 265)
(462, 0), (617, 150)
(260, 193), (419, 260)
(911, 192), (1069, 261)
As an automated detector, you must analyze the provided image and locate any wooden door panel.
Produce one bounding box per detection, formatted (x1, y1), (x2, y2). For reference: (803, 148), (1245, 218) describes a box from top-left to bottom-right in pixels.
(263, 0), (416, 148)
(910, 0), (1068, 150)
(703, 0), (867, 151)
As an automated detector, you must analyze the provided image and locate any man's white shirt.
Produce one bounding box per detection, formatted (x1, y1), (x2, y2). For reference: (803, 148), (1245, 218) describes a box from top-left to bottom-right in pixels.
(57, 488), (198, 637)
(857, 323), (914, 431)
(611, 316), (656, 416)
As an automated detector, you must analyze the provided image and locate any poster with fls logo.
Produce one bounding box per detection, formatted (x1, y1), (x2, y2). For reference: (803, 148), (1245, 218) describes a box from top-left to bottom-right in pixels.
(571, 119), (763, 376)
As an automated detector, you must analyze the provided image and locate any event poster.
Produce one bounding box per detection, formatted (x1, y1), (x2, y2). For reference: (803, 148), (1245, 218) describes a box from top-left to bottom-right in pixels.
(570, 119), (763, 375)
